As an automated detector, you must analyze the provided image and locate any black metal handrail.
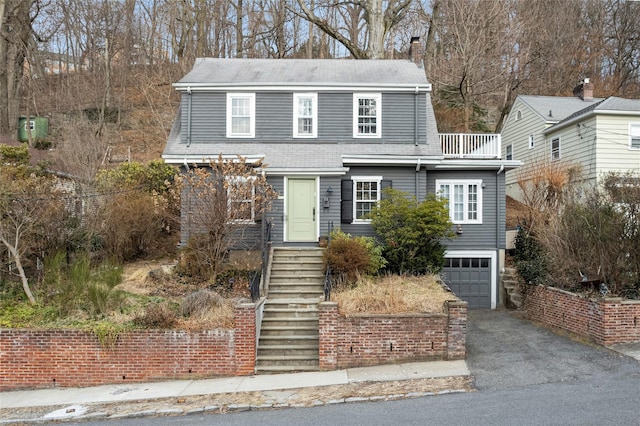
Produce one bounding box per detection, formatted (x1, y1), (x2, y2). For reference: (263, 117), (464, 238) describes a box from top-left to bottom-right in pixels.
(323, 221), (334, 301)
(324, 265), (332, 301)
(251, 217), (272, 301)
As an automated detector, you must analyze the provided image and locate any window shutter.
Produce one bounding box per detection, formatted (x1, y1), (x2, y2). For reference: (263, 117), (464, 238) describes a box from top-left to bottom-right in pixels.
(381, 180), (392, 199)
(341, 179), (353, 224)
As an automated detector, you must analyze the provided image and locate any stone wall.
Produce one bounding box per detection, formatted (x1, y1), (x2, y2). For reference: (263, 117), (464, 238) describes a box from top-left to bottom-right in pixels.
(526, 285), (640, 346)
(0, 303), (258, 391)
(318, 300), (467, 370)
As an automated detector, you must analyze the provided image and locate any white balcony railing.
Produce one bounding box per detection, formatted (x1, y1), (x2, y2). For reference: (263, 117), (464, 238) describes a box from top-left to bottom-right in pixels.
(440, 133), (502, 159)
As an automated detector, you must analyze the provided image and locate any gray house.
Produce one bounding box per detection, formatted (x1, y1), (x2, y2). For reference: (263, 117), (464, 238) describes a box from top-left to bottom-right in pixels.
(163, 55), (520, 309)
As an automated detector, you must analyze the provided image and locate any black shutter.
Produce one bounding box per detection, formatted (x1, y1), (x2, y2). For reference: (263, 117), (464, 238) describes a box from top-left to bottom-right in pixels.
(381, 179), (392, 199)
(341, 179), (353, 224)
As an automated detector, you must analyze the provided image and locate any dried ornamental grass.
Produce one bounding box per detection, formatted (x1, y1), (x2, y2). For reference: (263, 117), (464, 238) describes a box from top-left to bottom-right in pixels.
(332, 274), (457, 316)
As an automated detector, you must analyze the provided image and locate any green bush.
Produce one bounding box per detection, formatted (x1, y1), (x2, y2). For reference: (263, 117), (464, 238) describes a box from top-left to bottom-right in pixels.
(324, 229), (386, 287)
(43, 251), (125, 318)
(513, 226), (548, 285)
(370, 189), (453, 275)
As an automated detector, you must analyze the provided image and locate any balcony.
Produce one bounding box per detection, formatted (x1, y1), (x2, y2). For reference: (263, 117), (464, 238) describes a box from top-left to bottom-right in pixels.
(440, 133), (501, 159)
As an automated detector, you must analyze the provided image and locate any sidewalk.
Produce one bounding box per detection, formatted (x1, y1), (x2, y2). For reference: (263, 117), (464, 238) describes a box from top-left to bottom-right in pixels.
(0, 360), (471, 423)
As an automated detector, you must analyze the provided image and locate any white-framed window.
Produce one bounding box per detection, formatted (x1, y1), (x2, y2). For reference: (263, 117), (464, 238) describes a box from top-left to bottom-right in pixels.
(528, 134), (534, 149)
(505, 144), (513, 160)
(226, 93), (255, 138)
(436, 180), (483, 224)
(353, 93), (381, 138)
(515, 110), (522, 121)
(551, 136), (561, 160)
(293, 93), (317, 138)
(630, 123), (640, 149)
(24, 120), (35, 131)
(226, 176), (256, 223)
(352, 176), (382, 222)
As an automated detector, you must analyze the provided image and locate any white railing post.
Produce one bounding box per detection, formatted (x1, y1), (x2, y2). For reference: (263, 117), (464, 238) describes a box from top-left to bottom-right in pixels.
(439, 133), (501, 159)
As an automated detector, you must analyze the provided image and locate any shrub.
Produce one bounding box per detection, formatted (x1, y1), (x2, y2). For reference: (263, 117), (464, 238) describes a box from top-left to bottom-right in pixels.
(42, 251), (125, 319)
(134, 302), (177, 328)
(182, 290), (224, 318)
(512, 225), (548, 285)
(370, 189), (453, 275)
(324, 230), (385, 287)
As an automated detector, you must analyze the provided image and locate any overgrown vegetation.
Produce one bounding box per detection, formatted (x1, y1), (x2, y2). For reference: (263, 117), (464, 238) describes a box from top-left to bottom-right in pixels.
(332, 274), (457, 315)
(370, 189), (454, 275)
(514, 169), (640, 298)
(176, 155), (276, 283)
(323, 229), (386, 289)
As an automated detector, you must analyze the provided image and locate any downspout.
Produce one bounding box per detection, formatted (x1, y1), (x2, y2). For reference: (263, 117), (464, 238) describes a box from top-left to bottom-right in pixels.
(414, 86), (419, 146)
(496, 164), (504, 307)
(415, 158), (421, 202)
(186, 86), (192, 147)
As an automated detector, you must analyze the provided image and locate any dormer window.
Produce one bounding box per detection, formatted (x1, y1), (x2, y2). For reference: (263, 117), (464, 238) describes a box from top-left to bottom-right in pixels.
(353, 93), (381, 138)
(227, 93), (255, 138)
(293, 93), (317, 138)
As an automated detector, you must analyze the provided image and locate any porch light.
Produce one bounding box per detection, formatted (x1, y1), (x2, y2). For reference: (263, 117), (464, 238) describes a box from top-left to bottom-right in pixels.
(326, 186), (334, 193)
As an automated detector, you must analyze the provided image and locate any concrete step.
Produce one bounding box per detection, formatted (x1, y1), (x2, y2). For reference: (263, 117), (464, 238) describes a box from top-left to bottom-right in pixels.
(256, 344), (319, 358)
(260, 325), (320, 337)
(256, 356), (319, 368)
(258, 335), (319, 346)
(261, 317), (319, 327)
(269, 275), (324, 284)
(255, 364), (320, 373)
(264, 299), (320, 309)
(268, 291), (323, 300)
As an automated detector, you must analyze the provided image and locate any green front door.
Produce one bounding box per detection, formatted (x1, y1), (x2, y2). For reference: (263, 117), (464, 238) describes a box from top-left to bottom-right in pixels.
(287, 178), (317, 242)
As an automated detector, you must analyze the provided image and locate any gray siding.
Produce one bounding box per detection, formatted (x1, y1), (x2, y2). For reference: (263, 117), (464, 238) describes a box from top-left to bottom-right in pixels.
(182, 91), (428, 145)
(427, 170), (505, 250)
(340, 166), (428, 238)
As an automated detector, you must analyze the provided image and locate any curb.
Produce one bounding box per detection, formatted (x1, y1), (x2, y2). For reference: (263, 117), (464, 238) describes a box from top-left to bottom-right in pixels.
(0, 387), (470, 425)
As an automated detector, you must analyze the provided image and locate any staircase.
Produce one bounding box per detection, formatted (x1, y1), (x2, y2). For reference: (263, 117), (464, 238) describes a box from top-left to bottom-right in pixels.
(502, 267), (524, 309)
(256, 247), (324, 373)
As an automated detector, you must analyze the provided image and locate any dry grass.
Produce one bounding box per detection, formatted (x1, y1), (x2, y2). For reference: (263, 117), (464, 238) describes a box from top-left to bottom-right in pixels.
(175, 300), (235, 330)
(332, 274), (458, 316)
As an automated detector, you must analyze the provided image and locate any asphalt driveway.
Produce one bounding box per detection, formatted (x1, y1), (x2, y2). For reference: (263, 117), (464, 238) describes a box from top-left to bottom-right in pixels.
(466, 310), (640, 391)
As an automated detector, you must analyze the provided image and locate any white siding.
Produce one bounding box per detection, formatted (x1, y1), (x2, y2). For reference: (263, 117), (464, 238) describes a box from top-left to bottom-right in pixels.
(595, 115), (640, 179)
(501, 98), (549, 198)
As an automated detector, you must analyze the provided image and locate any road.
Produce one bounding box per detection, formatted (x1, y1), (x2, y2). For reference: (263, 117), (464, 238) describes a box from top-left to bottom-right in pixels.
(71, 310), (640, 425)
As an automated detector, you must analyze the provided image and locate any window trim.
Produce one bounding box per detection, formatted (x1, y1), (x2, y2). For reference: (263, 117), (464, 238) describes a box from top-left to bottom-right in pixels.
(551, 136), (561, 161)
(293, 93), (318, 138)
(528, 134), (534, 149)
(505, 144), (513, 160)
(353, 93), (382, 138)
(515, 110), (522, 121)
(351, 176), (382, 223)
(630, 123), (640, 150)
(226, 93), (255, 138)
(226, 176), (256, 224)
(436, 179), (483, 225)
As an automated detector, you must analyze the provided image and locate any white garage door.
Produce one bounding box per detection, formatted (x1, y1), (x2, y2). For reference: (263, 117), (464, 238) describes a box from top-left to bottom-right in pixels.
(442, 257), (492, 309)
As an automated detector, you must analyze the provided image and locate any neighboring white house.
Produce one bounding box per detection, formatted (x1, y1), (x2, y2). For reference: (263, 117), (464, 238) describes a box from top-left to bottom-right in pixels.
(501, 79), (640, 200)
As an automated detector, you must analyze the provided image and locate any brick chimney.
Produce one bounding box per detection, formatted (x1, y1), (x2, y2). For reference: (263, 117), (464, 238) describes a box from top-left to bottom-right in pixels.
(409, 36), (423, 68)
(573, 78), (594, 101)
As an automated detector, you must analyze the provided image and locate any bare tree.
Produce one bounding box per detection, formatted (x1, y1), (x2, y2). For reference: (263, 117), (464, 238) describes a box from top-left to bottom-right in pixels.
(293, 0), (412, 59)
(178, 156), (276, 282)
(0, 167), (66, 304)
(0, 0), (38, 137)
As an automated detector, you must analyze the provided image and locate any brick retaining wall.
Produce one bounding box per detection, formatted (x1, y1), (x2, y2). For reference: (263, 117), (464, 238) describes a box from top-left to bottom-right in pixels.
(319, 300), (467, 370)
(526, 285), (640, 346)
(0, 303), (258, 391)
